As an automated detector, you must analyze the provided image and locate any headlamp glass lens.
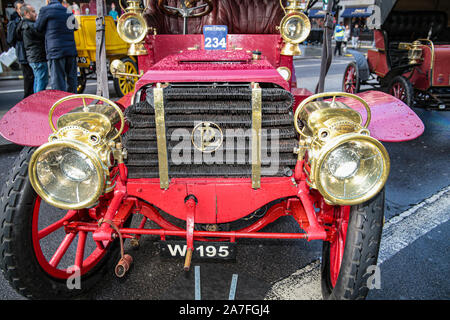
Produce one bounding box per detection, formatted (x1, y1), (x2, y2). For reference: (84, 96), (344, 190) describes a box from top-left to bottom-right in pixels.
(123, 17), (144, 41)
(319, 140), (384, 201)
(35, 146), (100, 206)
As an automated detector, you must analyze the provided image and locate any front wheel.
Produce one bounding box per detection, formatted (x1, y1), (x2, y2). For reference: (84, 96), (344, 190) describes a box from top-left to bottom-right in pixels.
(342, 62), (360, 94)
(388, 75), (414, 106)
(0, 147), (121, 299)
(113, 57), (138, 98)
(321, 189), (385, 300)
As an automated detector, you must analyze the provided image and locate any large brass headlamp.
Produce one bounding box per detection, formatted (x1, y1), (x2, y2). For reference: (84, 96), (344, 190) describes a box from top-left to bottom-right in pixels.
(29, 94), (126, 210)
(279, 0), (311, 56)
(294, 92), (390, 205)
(117, 0), (148, 56)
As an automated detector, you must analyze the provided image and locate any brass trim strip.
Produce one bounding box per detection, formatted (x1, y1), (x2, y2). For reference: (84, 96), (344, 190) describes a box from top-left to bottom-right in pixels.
(251, 83), (262, 189)
(153, 83), (169, 189)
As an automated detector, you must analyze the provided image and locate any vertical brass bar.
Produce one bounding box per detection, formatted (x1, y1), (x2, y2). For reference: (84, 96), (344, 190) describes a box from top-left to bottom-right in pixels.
(153, 83), (169, 189)
(251, 83), (262, 189)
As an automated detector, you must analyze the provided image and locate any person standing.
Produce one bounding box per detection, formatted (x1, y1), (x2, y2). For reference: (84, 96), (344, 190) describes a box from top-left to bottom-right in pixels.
(109, 3), (118, 21)
(343, 24), (351, 53)
(352, 24), (360, 48)
(19, 4), (48, 93)
(7, 0), (34, 98)
(333, 22), (345, 56)
(35, 0), (78, 93)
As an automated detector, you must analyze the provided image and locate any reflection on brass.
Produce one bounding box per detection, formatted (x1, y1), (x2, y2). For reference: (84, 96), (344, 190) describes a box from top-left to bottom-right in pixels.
(110, 59), (144, 79)
(191, 122), (223, 153)
(281, 42), (302, 56)
(408, 40), (423, 64)
(251, 83), (262, 189)
(30, 94), (126, 210)
(116, 1), (148, 56)
(293, 92), (389, 206)
(278, 4), (311, 56)
(153, 83), (169, 189)
(294, 92), (371, 137)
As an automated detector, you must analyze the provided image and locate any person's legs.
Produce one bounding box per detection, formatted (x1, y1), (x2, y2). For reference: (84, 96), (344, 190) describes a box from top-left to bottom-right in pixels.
(21, 63), (34, 98)
(30, 62), (49, 93)
(49, 58), (67, 92)
(65, 56), (78, 94)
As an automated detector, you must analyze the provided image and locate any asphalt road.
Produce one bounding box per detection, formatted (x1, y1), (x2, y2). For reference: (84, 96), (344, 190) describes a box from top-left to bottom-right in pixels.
(0, 52), (448, 302)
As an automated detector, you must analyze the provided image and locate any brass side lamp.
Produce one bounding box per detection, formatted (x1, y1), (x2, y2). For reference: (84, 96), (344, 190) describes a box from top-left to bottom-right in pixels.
(117, 0), (148, 56)
(279, 0), (311, 56)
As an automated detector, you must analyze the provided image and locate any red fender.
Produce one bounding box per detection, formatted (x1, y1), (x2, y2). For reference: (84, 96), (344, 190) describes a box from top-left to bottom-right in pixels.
(338, 91), (424, 142)
(0, 90), (134, 147)
(0, 90), (75, 146)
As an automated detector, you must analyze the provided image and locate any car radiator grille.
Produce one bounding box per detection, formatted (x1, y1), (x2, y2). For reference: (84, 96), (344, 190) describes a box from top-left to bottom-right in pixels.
(123, 84), (298, 179)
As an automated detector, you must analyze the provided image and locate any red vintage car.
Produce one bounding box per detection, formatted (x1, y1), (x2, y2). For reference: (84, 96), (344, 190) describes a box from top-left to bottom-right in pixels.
(342, 0), (450, 109)
(0, 0), (424, 300)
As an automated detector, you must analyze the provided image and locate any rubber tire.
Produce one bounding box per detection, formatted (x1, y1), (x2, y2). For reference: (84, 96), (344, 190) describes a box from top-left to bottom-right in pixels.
(321, 189), (385, 300)
(387, 75), (414, 107)
(113, 57), (138, 98)
(0, 147), (122, 299)
(342, 61), (360, 94)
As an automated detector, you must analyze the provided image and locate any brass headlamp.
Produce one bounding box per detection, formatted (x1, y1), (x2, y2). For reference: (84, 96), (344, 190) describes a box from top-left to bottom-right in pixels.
(117, 0), (148, 56)
(294, 92), (390, 205)
(279, 0), (311, 56)
(28, 95), (126, 210)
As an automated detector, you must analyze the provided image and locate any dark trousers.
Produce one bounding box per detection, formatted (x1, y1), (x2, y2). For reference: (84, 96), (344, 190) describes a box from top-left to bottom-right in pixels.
(21, 63), (34, 98)
(49, 56), (77, 93)
(334, 41), (343, 56)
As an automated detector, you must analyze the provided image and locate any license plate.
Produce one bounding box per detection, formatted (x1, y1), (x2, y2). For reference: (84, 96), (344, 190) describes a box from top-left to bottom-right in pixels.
(203, 25), (228, 50)
(159, 240), (236, 260)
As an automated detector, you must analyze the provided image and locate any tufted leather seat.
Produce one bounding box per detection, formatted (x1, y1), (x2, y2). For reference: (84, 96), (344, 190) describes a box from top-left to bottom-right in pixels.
(383, 11), (448, 42)
(143, 0), (284, 34)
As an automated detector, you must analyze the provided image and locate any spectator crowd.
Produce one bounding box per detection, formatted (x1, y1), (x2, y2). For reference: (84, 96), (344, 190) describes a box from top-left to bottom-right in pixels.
(6, 0), (78, 97)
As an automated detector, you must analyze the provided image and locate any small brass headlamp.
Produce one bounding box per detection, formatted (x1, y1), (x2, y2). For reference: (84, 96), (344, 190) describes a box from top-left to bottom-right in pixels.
(279, 0), (311, 56)
(294, 92), (390, 205)
(29, 95), (125, 210)
(117, 0), (148, 56)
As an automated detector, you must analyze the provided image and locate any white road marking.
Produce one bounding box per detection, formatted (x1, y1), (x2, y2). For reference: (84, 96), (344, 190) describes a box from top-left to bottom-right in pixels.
(265, 185), (450, 300)
(228, 274), (239, 300)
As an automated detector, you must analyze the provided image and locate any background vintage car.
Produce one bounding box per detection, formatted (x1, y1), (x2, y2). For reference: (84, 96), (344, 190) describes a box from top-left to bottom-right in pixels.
(343, 0), (450, 110)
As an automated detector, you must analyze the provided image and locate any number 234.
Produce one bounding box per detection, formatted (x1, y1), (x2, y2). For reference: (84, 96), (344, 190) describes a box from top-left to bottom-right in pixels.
(205, 37), (226, 49)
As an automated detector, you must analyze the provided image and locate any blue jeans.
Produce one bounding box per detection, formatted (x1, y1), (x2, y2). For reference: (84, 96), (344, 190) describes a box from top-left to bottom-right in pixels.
(49, 56), (77, 93)
(29, 62), (49, 93)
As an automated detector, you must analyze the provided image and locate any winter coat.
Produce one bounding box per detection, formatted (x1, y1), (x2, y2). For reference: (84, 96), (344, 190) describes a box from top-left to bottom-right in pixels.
(18, 19), (46, 63)
(35, 0), (77, 60)
(6, 12), (27, 64)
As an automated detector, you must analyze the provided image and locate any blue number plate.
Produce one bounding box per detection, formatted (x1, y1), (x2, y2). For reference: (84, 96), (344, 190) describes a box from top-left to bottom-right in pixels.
(203, 25), (228, 50)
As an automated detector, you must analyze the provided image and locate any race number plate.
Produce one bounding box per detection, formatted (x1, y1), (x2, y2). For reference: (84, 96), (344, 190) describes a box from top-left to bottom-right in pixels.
(159, 240), (236, 260)
(203, 25), (228, 50)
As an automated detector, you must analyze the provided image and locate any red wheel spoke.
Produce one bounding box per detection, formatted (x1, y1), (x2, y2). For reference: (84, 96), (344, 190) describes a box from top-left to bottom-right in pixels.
(75, 231), (87, 269)
(37, 210), (78, 240)
(49, 232), (77, 268)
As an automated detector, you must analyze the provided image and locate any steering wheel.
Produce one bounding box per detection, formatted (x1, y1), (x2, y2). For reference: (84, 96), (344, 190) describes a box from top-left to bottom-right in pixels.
(157, 0), (213, 18)
(293, 92), (372, 138)
(48, 94), (125, 141)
